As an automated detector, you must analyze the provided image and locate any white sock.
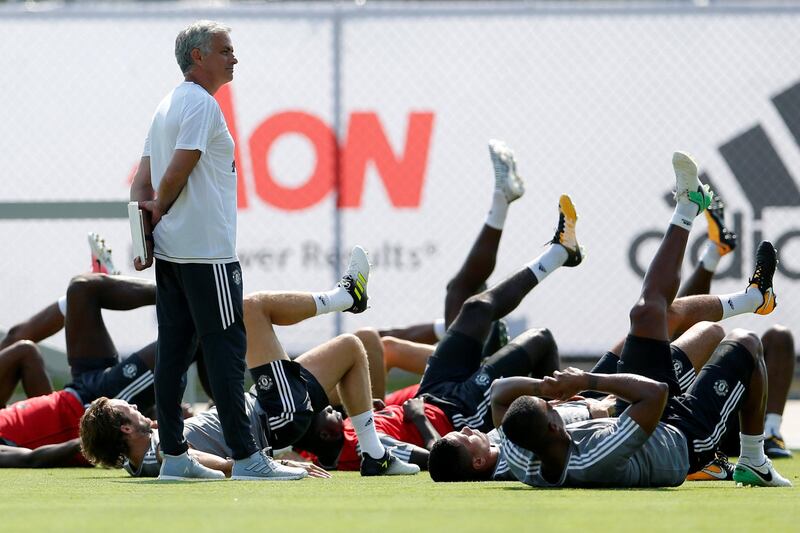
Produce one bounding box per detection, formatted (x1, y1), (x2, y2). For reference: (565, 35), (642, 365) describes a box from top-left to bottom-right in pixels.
(740, 432), (766, 465)
(432, 318), (446, 341)
(312, 287), (353, 315)
(717, 289), (764, 320)
(350, 411), (385, 460)
(765, 413), (783, 438)
(57, 295), (67, 317)
(486, 190), (510, 230)
(670, 201), (699, 231)
(527, 245), (568, 283)
(699, 240), (721, 272)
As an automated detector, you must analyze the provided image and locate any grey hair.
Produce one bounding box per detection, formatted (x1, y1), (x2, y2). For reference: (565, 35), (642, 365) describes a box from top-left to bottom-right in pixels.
(174, 20), (231, 74)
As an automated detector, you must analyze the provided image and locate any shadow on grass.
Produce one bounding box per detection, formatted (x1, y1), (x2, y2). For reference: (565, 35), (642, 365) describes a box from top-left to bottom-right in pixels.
(495, 485), (678, 492)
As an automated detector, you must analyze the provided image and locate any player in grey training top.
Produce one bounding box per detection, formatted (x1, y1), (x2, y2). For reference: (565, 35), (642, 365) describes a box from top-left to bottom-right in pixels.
(502, 410), (689, 487)
(124, 392), (263, 477)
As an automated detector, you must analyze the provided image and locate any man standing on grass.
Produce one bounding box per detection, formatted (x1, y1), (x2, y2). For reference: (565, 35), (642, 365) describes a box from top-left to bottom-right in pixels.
(129, 20), (304, 481)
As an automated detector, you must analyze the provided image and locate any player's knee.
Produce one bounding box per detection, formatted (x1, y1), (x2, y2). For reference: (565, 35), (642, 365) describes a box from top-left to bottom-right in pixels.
(762, 324), (794, 350)
(460, 295), (493, 321)
(66, 273), (103, 299)
(242, 294), (262, 320)
(8, 339), (43, 364)
(628, 299), (666, 330)
(698, 321), (726, 345)
(353, 327), (380, 346)
(336, 333), (367, 363)
(726, 328), (763, 360)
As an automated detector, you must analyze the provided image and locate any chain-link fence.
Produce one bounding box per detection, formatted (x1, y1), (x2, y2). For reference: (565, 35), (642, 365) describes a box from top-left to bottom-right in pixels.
(1, 2), (799, 387)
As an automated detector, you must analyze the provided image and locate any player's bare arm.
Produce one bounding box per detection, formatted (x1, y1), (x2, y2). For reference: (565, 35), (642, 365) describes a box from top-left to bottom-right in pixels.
(403, 397), (441, 450)
(153, 149), (202, 222)
(490, 377), (555, 428)
(0, 438), (81, 468)
(546, 368), (668, 435)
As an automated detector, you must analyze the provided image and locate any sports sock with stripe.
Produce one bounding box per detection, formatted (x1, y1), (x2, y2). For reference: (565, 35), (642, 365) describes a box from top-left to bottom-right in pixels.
(312, 287), (354, 315)
(526, 244), (568, 283)
(699, 240), (721, 272)
(486, 191), (510, 230)
(717, 289), (764, 319)
(350, 411), (386, 460)
(739, 433), (767, 465)
(670, 199), (700, 231)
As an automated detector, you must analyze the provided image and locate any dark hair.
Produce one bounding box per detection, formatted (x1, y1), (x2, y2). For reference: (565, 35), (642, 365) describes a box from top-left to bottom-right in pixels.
(501, 396), (549, 453)
(429, 438), (478, 482)
(79, 397), (130, 468)
(293, 413), (344, 468)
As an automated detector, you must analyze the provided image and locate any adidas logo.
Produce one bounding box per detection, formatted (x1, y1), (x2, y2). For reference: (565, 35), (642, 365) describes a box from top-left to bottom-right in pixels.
(629, 78), (800, 281)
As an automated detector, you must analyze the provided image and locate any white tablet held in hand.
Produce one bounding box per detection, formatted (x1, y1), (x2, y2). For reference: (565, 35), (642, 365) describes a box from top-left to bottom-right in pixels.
(128, 201), (148, 263)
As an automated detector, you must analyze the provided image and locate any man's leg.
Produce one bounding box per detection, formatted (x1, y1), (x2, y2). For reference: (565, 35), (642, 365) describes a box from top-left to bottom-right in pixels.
(677, 199), (737, 297)
(617, 153), (711, 394)
(352, 328), (385, 401)
(0, 302), (65, 350)
(0, 341), (52, 406)
(449, 194), (582, 344)
(64, 274), (156, 362)
(762, 325), (795, 458)
(444, 140), (525, 327)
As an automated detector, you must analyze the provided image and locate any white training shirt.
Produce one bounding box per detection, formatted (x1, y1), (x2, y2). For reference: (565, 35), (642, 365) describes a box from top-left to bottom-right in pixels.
(144, 81), (238, 264)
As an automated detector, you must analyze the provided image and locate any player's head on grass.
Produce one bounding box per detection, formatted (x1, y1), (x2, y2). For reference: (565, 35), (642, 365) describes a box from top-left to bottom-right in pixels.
(294, 406), (345, 466)
(429, 427), (494, 482)
(79, 398), (153, 468)
(502, 396), (567, 455)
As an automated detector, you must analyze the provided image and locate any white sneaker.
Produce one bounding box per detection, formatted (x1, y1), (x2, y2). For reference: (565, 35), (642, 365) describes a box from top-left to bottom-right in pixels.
(158, 452), (225, 481)
(733, 456), (792, 487)
(360, 448), (420, 476)
(672, 152), (712, 216)
(88, 232), (120, 275)
(488, 139), (525, 203)
(339, 246), (370, 314)
(231, 450), (308, 481)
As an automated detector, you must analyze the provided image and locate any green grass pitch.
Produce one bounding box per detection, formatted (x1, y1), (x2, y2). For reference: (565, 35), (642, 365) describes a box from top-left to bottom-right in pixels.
(2, 456), (798, 533)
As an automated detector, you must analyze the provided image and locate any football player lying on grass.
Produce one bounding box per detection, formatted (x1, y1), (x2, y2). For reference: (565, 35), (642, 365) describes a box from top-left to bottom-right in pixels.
(80, 247), (417, 478)
(493, 152), (790, 488)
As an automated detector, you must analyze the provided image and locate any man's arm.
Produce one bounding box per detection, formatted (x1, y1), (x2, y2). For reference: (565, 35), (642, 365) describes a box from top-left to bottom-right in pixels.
(545, 368), (668, 434)
(187, 448), (232, 477)
(491, 377), (551, 429)
(129, 156), (154, 202)
(154, 149), (202, 219)
(0, 439), (81, 468)
(403, 398), (441, 450)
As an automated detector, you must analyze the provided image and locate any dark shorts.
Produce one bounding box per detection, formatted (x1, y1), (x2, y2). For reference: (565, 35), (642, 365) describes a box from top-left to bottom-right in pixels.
(616, 335), (682, 397)
(588, 344), (694, 401)
(662, 341), (755, 471)
(417, 331), (533, 432)
(251, 359), (330, 450)
(67, 350), (154, 410)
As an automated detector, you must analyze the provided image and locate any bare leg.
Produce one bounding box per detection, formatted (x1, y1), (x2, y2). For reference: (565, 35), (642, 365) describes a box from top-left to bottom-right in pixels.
(242, 291), (314, 367)
(671, 321), (725, 372)
(666, 295), (723, 339)
(383, 337), (435, 375)
(729, 330), (767, 436)
(444, 225), (503, 327)
(378, 323), (438, 345)
(762, 325), (794, 417)
(450, 269), (538, 343)
(297, 334), (372, 416)
(0, 341), (53, 406)
(353, 328), (386, 401)
(65, 274), (156, 361)
(676, 261), (714, 298)
(0, 303), (65, 349)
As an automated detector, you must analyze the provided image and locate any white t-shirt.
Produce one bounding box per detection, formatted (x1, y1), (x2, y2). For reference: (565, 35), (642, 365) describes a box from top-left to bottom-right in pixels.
(144, 82), (238, 264)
